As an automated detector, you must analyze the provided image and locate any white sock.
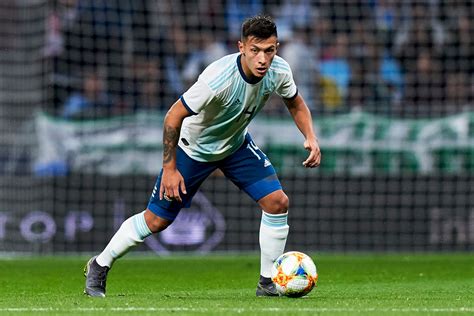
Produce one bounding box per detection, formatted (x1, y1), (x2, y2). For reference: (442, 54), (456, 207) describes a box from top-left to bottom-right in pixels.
(259, 210), (289, 278)
(95, 211), (152, 268)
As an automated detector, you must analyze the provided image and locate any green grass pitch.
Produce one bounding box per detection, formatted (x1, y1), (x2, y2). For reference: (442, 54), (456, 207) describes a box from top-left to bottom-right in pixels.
(0, 253), (472, 315)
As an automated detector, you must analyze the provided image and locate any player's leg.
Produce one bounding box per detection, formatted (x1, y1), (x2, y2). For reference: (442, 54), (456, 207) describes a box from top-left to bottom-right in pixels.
(93, 209), (172, 269)
(84, 209), (166, 297)
(256, 189), (289, 296)
(84, 147), (216, 297)
(220, 134), (288, 296)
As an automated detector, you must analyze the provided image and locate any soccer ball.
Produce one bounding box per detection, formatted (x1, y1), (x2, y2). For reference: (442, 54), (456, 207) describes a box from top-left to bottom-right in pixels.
(271, 251), (318, 297)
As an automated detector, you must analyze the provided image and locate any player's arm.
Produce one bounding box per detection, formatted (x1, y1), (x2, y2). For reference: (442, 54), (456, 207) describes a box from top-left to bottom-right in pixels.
(284, 94), (321, 168)
(160, 99), (192, 202)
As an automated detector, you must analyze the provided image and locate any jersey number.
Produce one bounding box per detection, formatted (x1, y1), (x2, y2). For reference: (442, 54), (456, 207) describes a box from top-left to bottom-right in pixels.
(247, 140), (261, 160)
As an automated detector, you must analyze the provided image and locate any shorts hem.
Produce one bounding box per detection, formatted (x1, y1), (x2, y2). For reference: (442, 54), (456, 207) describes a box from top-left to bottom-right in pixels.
(147, 203), (179, 222)
(244, 178), (282, 201)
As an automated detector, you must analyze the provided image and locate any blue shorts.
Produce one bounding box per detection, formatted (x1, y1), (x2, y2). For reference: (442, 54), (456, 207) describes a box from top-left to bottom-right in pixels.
(147, 133), (282, 221)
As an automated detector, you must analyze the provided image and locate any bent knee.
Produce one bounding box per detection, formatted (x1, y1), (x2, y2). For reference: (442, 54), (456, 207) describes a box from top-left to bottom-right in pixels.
(144, 209), (172, 233)
(259, 190), (289, 214)
(275, 192), (289, 213)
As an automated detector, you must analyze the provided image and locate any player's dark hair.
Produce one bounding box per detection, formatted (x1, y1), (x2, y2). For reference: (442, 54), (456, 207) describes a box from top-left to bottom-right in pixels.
(241, 15), (277, 40)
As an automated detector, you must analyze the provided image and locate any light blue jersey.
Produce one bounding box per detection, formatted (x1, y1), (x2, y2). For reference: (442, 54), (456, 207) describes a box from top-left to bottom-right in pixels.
(180, 53), (298, 162)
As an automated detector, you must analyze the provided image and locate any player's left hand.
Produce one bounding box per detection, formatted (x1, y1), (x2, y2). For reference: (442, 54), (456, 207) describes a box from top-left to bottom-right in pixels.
(302, 138), (321, 168)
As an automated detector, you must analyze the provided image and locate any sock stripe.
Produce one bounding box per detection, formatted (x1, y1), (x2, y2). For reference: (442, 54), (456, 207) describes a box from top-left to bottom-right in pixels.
(261, 211), (288, 227)
(265, 213), (288, 218)
(139, 215), (152, 238)
(133, 212), (152, 239)
(132, 216), (143, 237)
(262, 218), (286, 227)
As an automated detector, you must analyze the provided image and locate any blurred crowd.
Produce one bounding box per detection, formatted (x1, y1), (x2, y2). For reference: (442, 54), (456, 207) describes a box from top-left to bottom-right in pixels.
(43, 0), (474, 119)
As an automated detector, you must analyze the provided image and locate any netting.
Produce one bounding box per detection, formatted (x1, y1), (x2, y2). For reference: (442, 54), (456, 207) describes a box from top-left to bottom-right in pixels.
(0, 0), (473, 254)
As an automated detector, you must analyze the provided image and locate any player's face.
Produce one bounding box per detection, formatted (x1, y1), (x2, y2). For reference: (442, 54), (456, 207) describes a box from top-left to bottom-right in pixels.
(239, 36), (279, 79)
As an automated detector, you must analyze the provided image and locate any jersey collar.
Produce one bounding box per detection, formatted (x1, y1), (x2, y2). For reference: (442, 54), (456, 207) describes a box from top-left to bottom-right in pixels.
(237, 54), (263, 84)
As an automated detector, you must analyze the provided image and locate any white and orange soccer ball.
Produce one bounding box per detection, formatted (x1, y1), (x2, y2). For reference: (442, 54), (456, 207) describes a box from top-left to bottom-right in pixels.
(271, 251), (318, 297)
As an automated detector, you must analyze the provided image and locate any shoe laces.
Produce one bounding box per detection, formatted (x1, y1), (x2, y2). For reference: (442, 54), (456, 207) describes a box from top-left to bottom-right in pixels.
(92, 263), (109, 287)
(100, 268), (109, 282)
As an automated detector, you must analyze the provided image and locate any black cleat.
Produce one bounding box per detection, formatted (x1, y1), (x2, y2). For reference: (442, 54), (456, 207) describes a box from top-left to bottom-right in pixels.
(84, 256), (109, 298)
(256, 277), (279, 297)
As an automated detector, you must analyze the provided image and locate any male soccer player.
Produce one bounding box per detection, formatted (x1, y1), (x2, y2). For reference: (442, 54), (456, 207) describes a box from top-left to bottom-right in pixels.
(84, 15), (321, 297)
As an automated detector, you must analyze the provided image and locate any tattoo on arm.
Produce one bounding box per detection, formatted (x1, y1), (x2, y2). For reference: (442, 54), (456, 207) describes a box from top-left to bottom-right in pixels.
(163, 125), (180, 164)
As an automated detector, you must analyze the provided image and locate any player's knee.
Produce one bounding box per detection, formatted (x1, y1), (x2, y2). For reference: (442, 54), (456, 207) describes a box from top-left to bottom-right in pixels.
(276, 192), (289, 213)
(144, 209), (172, 233)
(264, 191), (289, 214)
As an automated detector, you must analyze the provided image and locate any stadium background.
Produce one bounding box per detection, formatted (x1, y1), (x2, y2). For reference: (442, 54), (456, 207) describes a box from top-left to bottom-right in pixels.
(0, 0), (472, 255)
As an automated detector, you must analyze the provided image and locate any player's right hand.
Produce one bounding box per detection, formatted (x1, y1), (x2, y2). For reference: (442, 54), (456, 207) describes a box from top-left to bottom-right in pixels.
(159, 168), (187, 203)
(302, 138), (321, 168)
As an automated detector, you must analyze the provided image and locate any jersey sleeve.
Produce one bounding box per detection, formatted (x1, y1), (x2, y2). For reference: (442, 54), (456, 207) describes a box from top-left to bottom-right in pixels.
(181, 78), (215, 114)
(275, 66), (298, 100)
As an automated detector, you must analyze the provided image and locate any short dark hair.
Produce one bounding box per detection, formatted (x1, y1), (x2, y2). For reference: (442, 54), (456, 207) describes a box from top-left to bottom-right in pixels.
(241, 15), (277, 40)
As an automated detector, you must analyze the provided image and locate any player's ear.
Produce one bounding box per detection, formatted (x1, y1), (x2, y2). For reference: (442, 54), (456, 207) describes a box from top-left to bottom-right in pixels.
(238, 40), (245, 54)
(276, 42), (280, 51)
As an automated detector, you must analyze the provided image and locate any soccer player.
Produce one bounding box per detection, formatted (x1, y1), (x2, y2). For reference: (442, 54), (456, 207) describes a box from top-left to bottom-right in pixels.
(84, 15), (321, 297)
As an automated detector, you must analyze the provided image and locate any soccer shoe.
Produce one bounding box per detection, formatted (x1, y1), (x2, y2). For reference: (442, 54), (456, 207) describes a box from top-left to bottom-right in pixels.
(83, 255), (110, 298)
(256, 279), (279, 297)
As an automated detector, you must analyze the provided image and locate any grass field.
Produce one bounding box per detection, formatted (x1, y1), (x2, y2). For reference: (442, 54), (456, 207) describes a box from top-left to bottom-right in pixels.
(0, 253), (472, 315)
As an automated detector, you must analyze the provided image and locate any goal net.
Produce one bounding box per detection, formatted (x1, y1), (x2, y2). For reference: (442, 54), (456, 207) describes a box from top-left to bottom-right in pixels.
(0, 0), (473, 254)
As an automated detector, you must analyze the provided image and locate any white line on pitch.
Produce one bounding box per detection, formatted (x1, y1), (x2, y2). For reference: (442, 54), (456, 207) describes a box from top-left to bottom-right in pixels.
(1, 307), (473, 313)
